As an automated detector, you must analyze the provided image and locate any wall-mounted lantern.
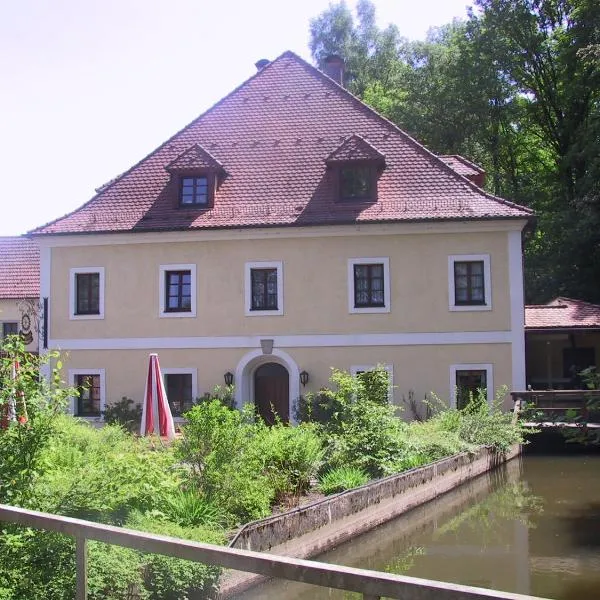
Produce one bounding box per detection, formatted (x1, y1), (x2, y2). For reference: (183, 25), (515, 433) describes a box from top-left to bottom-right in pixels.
(224, 371), (234, 386)
(300, 370), (309, 387)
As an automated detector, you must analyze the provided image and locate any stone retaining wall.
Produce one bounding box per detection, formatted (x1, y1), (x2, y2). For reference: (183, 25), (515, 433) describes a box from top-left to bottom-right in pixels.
(220, 445), (520, 597)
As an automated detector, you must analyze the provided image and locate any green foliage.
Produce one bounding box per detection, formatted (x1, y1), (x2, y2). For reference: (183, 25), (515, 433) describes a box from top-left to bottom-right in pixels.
(33, 415), (181, 523)
(102, 396), (142, 433)
(126, 512), (223, 600)
(162, 489), (225, 528)
(251, 422), (324, 502)
(309, 0), (600, 304)
(176, 400), (273, 524)
(429, 386), (529, 453)
(197, 384), (236, 410)
(319, 466), (370, 495)
(0, 336), (75, 506)
(315, 368), (410, 478)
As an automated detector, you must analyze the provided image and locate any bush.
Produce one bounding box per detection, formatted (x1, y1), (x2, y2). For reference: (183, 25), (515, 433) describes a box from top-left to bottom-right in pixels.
(33, 415), (181, 523)
(163, 489), (225, 528)
(126, 511), (224, 600)
(176, 400), (273, 524)
(0, 336), (74, 506)
(428, 386), (528, 453)
(103, 397), (142, 433)
(251, 422), (324, 502)
(318, 368), (409, 478)
(319, 466), (370, 495)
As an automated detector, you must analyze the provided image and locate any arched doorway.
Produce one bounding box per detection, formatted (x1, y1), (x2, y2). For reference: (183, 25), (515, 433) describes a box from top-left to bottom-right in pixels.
(254, 362), (289, 424)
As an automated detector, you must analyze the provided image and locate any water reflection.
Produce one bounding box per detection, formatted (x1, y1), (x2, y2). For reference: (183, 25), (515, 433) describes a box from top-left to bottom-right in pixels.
(235, 455), (600, 600)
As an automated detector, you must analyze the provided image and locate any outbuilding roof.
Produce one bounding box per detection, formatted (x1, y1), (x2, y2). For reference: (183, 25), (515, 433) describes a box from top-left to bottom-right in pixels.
(32, 51), (532, 236)
(0, 237), (40, 299)
(525, 297), (600, 330)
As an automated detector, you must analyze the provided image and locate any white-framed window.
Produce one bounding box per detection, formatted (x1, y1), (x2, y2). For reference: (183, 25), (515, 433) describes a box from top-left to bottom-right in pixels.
(449, 363), (493, 409)
(448, 254), (491, 311)
(69, 267), (105, 320)
(245, 261), (284, 316)
(350, 363), (394, 402)
(68, 368), (106, 418)
(348, 257), (390, 314)
(162, 368), (198, 418)
(159, 264), (197, 318)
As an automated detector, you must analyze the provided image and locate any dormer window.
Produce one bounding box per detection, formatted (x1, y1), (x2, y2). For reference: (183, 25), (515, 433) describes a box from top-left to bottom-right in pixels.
(326, 134), (385, 203)
(166, 144), (226, 210)
(180, 176), (209, 206)
(340, 164), (374, 200)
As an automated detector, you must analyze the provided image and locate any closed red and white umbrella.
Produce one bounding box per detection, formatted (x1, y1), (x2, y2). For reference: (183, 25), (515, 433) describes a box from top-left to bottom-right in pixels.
(140, 353), (175, 440)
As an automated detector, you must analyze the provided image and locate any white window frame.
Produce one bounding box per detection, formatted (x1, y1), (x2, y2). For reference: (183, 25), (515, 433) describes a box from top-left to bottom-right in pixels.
(162, 367), (198, 421)
(245, 261), (284, 316)
(68, 368), (106, 419)
(159, 264), (197, 318)
(350, 363), (394, 402)
(348, 257), (391, 314)
(69, 267), (105, 320)
(448, 254), (491, 312)
(449, 363), (493, 408)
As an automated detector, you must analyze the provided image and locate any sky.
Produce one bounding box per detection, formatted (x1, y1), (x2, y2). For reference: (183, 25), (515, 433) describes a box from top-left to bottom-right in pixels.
(0, 0), (473, 236)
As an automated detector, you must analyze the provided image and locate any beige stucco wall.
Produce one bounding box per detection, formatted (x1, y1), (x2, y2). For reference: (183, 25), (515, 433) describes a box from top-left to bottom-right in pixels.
(526, 331), (600, 388)
(48, 228), (513, 339)
(59, 342), (514, 414)
(0, 298), (39, 352)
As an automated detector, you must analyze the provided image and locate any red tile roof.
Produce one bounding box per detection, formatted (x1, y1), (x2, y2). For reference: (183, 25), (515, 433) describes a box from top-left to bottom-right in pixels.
(525, 297), (600, 330)
(0, 237), (40, 298)
(438, 155), (485, 179)
(32, 51), (532, 236)
(166, 144), (224, 171)
(326, 134), (385, 163)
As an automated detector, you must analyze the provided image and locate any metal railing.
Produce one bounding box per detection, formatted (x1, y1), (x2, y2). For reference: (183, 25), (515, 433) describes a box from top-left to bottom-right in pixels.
(0, 503), (549, 600)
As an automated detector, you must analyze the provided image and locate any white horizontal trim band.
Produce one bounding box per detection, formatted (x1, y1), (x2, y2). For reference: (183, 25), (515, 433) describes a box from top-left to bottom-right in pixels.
(49, 331), (512, 351)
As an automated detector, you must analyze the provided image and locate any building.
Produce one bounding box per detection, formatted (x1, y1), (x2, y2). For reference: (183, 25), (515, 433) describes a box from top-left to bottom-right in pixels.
(525, 297), (600, 389)
(30, 52), (533, 422)
(0, 236), (39, 353)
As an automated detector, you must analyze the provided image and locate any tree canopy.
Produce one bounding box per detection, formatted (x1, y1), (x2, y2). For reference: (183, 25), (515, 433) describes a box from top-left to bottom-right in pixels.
(309, 0), (600, 303)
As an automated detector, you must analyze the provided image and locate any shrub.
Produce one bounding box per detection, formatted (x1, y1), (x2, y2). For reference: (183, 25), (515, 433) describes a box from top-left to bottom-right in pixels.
(196, 384), (235, 410)
(126, 511), (224, 600)
(33, 415), (181, 523)
(163, 489), (225, 528)
(251, 422), (324, 502)
(319, 368), (409, 478)
(319, 466), (370, 495)
(427, 386), (529, 453)
(0, 336), (74, 507)
(103, 397), (142, 433)
(176, 400), (273, 524)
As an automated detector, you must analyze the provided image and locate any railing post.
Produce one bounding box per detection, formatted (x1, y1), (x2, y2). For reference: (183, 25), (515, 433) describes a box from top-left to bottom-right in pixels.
(75, 533), (88, 600)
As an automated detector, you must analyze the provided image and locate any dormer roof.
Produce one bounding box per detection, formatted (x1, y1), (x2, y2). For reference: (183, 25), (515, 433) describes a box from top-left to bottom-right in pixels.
(326, 134), (385, 165)
(166, 144), (224, 172)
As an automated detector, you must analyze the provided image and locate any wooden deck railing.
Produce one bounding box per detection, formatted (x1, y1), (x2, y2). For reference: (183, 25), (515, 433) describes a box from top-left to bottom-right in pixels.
(0, 503), (550, 600)
(511, 390), (600, 426)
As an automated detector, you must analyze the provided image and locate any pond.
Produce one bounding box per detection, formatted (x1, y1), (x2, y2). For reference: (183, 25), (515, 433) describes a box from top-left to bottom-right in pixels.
(235, 453), (600, 600)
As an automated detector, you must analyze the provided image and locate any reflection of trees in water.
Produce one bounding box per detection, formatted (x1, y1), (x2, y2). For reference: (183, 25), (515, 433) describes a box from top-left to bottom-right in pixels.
(434, 481), (544, 543)
(384, 546), (426, 575)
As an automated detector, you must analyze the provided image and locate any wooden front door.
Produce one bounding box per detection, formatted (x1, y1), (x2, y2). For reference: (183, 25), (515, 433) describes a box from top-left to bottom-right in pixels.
(254, 363), (289, 425)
